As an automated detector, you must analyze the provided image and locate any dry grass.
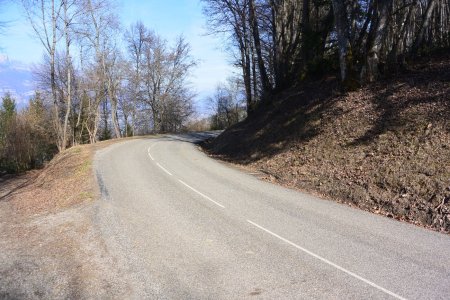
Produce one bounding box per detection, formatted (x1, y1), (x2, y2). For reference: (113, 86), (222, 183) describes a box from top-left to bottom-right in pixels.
(0, 137), (143, 216)
(8, 145), (95, 215)
(0, 136), (150, 299)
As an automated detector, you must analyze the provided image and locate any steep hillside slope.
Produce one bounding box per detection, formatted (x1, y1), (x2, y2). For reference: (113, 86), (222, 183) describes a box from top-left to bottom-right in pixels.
(205, 53), (450, 233)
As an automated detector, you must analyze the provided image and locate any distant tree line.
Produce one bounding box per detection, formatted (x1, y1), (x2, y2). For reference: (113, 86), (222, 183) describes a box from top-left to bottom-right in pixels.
(203, 0), (450, 113)
(0, 92), (55, 173)
(20, 0), (196, 151)
(0, 0), (197, 173)
(207, 78), (247, 130)
(2, 0), (449, 173)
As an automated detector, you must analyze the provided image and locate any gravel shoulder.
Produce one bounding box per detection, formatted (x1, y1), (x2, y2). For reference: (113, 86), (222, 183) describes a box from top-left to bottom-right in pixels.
(0, 139), (137, 299)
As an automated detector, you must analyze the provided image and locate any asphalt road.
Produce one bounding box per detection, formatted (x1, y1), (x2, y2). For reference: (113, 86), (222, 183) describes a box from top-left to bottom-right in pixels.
(94, 133), (450, 299)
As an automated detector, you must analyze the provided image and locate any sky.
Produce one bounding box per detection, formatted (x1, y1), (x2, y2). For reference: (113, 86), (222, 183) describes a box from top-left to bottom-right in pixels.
(0, 0), (235, 114)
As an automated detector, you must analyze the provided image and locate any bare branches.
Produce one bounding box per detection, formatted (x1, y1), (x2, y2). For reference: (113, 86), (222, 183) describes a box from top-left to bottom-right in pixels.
(124, 23), (196, 134)
(204, 0), (450, 97)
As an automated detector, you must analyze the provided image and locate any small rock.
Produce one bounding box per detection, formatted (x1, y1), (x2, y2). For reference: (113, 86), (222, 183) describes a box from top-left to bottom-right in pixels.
(366, 152), (375, 157)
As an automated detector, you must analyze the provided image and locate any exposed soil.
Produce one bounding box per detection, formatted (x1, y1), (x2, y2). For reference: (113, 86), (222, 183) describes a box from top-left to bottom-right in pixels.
(0, 139), (133, 299)
(0, 138), (127, 216)
(203, 53), (450, 233)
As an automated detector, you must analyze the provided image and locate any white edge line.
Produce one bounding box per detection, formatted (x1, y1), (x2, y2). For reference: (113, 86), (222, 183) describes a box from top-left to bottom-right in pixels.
(178, 179), (225, 208)
(246, 220), (407, 300)
(147, 147), (155, 160)
(156, 163), (172, 176)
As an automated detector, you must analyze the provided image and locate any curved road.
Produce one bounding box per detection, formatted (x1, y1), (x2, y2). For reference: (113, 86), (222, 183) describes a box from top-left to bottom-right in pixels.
(94, 133), (450, 299)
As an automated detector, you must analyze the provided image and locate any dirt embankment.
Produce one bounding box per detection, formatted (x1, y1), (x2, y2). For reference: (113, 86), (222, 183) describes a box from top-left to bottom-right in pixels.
(204, 53), (450, 233)
(1, 146), (95, 215)
(0, 139), (129, 299)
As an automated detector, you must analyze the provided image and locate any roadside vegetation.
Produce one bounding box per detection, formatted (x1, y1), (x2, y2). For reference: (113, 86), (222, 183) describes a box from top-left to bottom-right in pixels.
(2, 0), (447, 298)
(204, 52), (449, 232)
(0, 92), (56, 174)
(0, 137), (128, 216)
(0, 137), (133, 299)
(1, 0), (197, 174)
(200, 0), (450, 232)
(0, 0), (448, 232)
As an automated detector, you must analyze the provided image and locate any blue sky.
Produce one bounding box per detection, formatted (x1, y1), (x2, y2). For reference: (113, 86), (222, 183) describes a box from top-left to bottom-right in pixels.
(0, 0), (234, 113)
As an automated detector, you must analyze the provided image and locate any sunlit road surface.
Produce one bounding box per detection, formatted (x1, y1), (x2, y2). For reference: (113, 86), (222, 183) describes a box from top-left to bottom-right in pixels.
(94, 133), (450, 299)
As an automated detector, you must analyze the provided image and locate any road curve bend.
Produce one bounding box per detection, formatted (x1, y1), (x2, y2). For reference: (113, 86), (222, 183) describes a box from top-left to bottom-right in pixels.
(94, 133), (450, 299)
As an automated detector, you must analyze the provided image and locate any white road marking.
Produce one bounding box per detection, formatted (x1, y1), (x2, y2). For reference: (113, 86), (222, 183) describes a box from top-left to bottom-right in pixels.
(246, 220), (407, 300)
(178, 179), (225, 208)
(147, 146), (156, 160)
(156, 163), (173, 176)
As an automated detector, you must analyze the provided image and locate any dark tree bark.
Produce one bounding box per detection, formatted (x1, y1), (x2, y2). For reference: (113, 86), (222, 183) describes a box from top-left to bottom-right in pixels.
(249, 0), (271, 96)
(301, 0), (311, 64)
(389, 3), (415, 68)
(413, 0), (437, 53)
(365, 0), (392, 81)
(203, 0), (255, 113)
(332, 0), (353, 82)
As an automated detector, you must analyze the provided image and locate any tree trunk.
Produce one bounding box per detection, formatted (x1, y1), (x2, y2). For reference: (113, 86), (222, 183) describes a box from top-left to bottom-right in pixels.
(301, 0), (311, 65)
(49, 0), (63, 151)
(389, 4), (415, 69)
(236, 11), (253, 114)
(62, 0), (72, 151)
(109, 81), (122, 138)
(365, 0), (392, 82)
(242, 44), (253, 114)
(332, 0), (352, 83)
(251, 39), (258, 104)
(92, 104), (100, 143)
(413, 0), (437, 53)
(249, 0), (271, 97)
(270, 0), (281, 90)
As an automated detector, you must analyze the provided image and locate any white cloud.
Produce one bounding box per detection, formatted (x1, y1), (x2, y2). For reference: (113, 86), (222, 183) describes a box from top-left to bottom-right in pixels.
(0, 59), (34, 107)
(22, 79), (34, 88)
(0, 54), (9, 64)
(8, 60), (31, 72)
(24, 90), (36, 97)
(0, 88), (34, 106)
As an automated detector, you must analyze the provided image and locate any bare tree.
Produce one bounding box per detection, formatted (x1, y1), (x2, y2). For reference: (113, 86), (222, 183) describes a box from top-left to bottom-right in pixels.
(413, 0), (437, 52)
(332, 0), (352, 83)
(364, 0), (393, 81)
(22, 0), (64, 150)
(248, 0), (271, 96)
(124, 21), (147, 136)
(77, 0), (121, 141)
(202, 0), (257, 113)
(269, 0), (305, 90)
(126, 24), (196, 133)
(204, 0), (450, 93)
(104, 43), (123, 138)
(60, 0), (83, 150)
(208, 77), (246, 129)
